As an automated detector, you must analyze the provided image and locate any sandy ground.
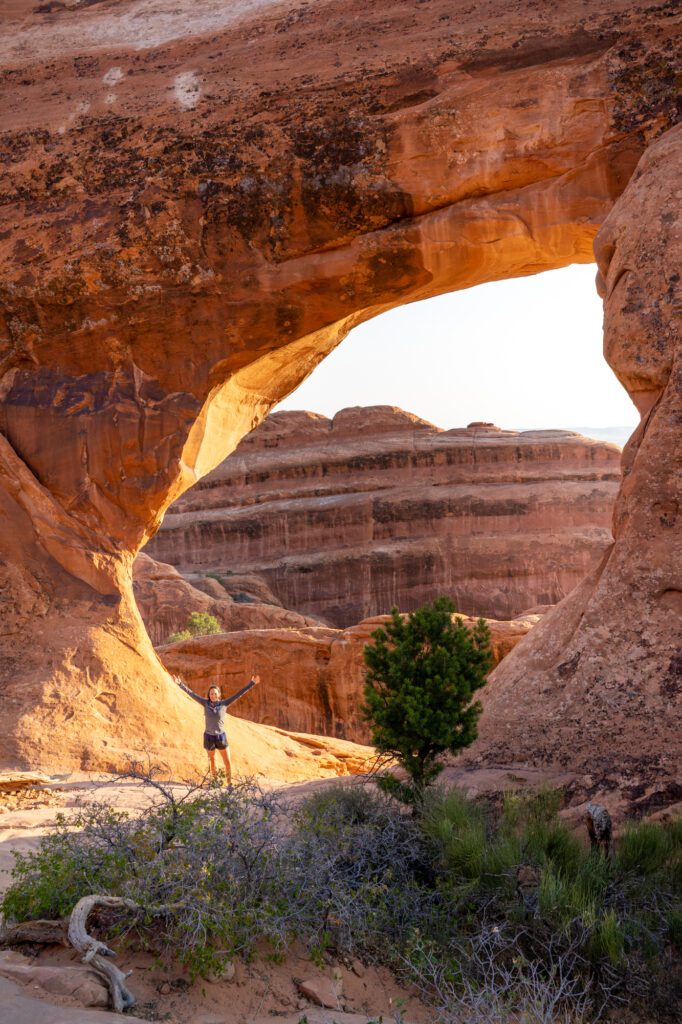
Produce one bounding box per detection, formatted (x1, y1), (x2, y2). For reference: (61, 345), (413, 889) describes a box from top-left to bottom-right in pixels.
(4, 943), (432, 1024)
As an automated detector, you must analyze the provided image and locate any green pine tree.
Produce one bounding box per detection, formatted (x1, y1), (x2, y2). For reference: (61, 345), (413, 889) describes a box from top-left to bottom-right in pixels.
(363, 597), (493, 805)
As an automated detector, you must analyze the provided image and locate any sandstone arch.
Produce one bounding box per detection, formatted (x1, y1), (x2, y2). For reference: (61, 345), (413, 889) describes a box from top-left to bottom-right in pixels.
(0, 1), (679, 781)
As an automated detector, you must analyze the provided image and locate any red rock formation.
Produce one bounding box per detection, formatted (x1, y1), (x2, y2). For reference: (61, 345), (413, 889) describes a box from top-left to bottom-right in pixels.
(472, 125), (682, 792)
(159, 613), (540, 743)
(133, 553), (322, 645)
(145, 410), (620, 626)
(0, 1), (677, 779)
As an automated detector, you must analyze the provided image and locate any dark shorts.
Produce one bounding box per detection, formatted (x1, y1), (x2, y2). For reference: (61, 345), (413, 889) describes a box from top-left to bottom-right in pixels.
(203, 731), (228, 751)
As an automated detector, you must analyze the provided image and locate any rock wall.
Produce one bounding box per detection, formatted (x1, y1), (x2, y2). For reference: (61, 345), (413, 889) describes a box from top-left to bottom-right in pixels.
(145, 410), (620, 626)
(472, 125), (681, 797)
(0, 0), (678, 780)
(159, 612), (540, 743)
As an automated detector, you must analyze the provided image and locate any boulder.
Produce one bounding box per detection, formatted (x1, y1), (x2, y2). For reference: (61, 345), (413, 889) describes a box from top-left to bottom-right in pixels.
(297, 975), (343, 1009)
(0, 951), (108, 1008)
(133, 553), (322, 646)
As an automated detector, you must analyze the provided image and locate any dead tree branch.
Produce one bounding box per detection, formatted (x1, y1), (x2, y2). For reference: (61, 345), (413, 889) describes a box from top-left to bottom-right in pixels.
(67, 895), (139, 1012)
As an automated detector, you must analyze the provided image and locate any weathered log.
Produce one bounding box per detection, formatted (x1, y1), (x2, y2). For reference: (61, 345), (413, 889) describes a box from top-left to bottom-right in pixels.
(67, 895), (139, 1012)
(0, 918), (68, 946)
(2, 894), (185, 1012)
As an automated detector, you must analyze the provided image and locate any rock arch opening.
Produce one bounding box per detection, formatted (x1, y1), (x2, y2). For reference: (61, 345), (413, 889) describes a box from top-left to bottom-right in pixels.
(143, 264), (634, 631)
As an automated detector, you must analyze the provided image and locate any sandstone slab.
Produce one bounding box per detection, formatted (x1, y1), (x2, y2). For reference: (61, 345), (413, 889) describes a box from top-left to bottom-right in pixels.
(0, 951), (108, 1008)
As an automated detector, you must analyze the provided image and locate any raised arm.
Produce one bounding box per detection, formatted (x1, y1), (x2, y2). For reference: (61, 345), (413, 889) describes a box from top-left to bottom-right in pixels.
(175, 678), (207, 706)
(221, 676), (259, 708)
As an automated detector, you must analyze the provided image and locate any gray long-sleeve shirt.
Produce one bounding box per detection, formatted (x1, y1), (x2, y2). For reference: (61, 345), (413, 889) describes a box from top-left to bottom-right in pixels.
(177, 679), (256, 734)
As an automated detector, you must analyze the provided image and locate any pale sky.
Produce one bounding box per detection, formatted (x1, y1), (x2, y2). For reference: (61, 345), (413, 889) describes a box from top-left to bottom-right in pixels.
(275, 264), (639, 438)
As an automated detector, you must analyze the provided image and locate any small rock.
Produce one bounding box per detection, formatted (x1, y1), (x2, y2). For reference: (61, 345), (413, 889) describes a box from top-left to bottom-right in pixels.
(158, 981), (171, 995)
(0, 952), (108, 1007)
(297, 997), (308, 1010)
(297, 976), (343, 1008)
(351, 959), (365, 978)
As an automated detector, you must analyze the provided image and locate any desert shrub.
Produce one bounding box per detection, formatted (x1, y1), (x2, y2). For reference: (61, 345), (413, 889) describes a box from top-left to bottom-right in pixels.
(186, 611), (222, 635)
(2, 782), (291, 977)
(285, 783), (441, 959)
(402, 926), (597, 1024)
(421, 787), (490, 883)
(166, 611), (222, 645)
(418, 787), (681, 1018)
(166, 628), (192, 643)
(1, 804), (135, 922)
(2, 776), (679, 1020)
(616, 819), (677, 876)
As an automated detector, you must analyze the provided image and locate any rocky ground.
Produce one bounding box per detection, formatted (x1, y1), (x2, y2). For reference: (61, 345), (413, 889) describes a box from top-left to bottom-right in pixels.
(0, 942), (429, 1024)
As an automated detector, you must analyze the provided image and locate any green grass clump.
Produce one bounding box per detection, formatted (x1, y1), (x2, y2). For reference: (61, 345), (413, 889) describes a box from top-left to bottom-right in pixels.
(616, 819), (677, 876)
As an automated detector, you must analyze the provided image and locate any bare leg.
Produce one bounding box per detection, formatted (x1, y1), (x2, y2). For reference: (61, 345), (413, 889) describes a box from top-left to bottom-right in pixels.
(207, 749), (217, 779)
(219, 747), (233, 785)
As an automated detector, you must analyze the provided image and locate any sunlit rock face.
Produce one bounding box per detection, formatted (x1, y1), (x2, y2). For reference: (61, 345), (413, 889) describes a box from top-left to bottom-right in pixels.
(0, 0), (678, 777)
(145, 409), (620, 627)
(158, 612), (541, 743)
(474, 124), (681, 795)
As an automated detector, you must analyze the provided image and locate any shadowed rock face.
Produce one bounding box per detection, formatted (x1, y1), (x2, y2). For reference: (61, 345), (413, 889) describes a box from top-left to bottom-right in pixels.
(145, 410), (620, 627)
(0, 0), (678, 778)
(473, 124), (681, 793)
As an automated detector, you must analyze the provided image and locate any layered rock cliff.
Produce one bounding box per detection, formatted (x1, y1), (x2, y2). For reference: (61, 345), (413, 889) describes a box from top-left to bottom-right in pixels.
(0, 0), (678, 781)
(144, 410), (620, 626)
(159, 612), (541, 743)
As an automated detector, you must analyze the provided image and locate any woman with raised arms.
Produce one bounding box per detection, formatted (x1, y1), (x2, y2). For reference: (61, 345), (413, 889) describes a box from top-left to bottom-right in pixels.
(175, 674), (260, 783)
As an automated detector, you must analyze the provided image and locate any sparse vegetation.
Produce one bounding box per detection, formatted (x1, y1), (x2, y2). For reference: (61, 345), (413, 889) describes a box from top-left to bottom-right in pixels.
(363, 597), (493, 805)
(166, 611), (222, 645)
(1, 777), (680, 1023)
